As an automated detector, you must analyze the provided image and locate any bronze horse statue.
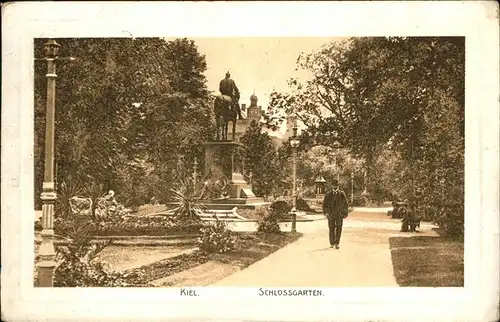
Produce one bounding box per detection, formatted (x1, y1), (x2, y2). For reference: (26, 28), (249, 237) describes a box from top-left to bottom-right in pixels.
(214, 94), (238, 141)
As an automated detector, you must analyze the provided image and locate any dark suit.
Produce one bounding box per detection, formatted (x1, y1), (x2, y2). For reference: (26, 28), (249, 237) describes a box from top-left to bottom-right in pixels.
(323, 189), (349, 246)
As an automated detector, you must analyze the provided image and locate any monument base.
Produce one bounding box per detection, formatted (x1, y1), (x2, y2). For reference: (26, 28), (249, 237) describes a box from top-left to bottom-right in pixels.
(201, 140), (268, 210)
(227, 172), (256, 199)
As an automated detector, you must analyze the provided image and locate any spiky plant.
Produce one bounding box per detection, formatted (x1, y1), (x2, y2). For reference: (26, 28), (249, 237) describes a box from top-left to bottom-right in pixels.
(56, 181), (84, 218)
(55, 220), (112, 263)
(169, 178), (206, 221)
(82, 182), (107, 221)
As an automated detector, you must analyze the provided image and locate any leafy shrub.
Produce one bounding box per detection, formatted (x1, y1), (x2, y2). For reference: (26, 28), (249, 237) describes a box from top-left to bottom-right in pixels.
(197, 218), (236, 253)
(257, 208), (281, 233)
(54, 216), (203, 237)
(302, 187), (317, 198)
(52, 221), (132, 287)
(34, 244), (40, 286)
(94, 198), (134, 221)
(296, 198), (312, 211)
(34, 219), (42, 231)
(419, 205), (434, 221)
(54, 254), (131, 287)
(269, 200), (292, 219)
(352, 195), (367, 207)
(433, 205), (464, 237)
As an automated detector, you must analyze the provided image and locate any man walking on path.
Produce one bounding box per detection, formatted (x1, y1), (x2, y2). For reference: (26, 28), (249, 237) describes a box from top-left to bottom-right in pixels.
(323, 179), (349, 249)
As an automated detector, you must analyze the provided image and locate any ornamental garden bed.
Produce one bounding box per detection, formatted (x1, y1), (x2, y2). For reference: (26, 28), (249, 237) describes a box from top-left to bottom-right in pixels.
(104, 232), (302, 287)
(40, 217), (204, 237)
(34, 214), (303, 287)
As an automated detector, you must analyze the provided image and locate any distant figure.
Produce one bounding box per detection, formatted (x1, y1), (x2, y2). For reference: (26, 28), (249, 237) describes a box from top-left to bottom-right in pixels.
(219, 71), (242, 119)
(401, 202), (421, 232)
(323, 180), (349, 249)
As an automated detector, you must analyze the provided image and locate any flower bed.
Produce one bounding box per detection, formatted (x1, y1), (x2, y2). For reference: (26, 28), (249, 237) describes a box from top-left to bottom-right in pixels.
(121, 231), (303, 286)
(35, 219), (302, 287)
(53, 216), (203, 237)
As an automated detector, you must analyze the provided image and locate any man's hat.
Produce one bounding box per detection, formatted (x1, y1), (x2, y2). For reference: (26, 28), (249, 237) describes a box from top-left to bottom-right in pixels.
(331, 179), (339, 186)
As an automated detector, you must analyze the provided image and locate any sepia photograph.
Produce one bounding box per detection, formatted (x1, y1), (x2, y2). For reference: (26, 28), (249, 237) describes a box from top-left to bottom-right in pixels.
(33, 36), (465, 288)
(2, 1), (499, 321)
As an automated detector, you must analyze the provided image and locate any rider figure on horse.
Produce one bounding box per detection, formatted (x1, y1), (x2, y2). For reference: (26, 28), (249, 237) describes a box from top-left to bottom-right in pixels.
(219, 71), (243, 120)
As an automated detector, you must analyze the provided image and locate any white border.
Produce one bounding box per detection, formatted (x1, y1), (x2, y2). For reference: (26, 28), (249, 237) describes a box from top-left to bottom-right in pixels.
(2, 1), (499, 321)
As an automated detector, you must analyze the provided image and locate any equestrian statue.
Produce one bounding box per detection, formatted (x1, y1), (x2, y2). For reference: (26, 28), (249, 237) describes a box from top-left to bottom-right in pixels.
(214, 71), (243, 141)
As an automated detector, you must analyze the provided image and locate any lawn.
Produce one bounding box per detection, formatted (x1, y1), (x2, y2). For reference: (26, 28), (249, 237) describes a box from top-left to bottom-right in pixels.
(235, 208), (263, 220)
(121, 232), (303, 286)
(97, 245), (195, 272)
(389, 235), (464, 287)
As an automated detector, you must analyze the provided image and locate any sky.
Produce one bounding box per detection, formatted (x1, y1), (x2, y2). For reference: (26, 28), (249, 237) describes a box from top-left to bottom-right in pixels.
(186, 37), (344, 110)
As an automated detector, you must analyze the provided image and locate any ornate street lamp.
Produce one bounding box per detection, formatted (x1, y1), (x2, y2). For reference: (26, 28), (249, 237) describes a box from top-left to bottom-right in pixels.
(193, 157), (198, 187)
(332, 140), (341, 181)
(362, 169), (367, 194)
(36, 39), (74, 287)
(350, 171), (354, 204)
(290, 125), (300, 233)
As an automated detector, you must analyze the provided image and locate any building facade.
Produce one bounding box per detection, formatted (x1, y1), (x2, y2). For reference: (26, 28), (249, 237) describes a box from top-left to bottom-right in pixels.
(235, 92), (296, 146)
(234, 93), (265, 142)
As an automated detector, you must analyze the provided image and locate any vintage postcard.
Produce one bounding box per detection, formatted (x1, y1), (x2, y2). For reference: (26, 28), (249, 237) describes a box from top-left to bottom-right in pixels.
(2, 1), (499, 321)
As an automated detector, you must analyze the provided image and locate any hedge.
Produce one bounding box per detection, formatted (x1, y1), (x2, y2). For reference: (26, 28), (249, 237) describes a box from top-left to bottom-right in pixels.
(53, 216), (203, 237)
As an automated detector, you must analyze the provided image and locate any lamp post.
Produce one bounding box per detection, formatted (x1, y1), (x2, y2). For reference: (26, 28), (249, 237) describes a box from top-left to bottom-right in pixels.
(193, 157), (198, 187)
(36, 39), (74, 287)
(290, 125), (300, 233)
(363, 169), (367, 193)
(332, 140), (341, 182)
(335, 156), (340, 182)
(350, 171), (354, 204)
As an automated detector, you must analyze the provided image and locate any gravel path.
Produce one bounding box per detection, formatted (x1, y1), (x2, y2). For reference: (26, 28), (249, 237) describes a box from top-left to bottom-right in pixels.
(211, 211), (438, 287)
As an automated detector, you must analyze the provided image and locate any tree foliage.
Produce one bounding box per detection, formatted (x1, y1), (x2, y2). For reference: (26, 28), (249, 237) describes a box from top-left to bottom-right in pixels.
(297, 145), (364, 194)
(34, 38), (213, 209)
(239, 121), (284, 198)
(268, 37), (464, 154)
(267, 37), (465, 236)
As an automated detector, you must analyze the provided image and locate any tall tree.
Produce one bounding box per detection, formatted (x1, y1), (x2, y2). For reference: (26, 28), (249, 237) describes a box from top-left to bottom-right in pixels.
(239, 121), (283, 198)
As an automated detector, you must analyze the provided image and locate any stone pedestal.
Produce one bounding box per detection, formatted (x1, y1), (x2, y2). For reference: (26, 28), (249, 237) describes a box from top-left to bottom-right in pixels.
(201, 140), (268, 210)
(202, 140), (243, 181)
(227, 172), (253, 198)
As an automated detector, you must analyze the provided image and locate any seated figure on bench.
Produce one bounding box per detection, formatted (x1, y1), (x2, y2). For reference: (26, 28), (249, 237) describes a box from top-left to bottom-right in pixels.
(401, 202), (421, 232)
